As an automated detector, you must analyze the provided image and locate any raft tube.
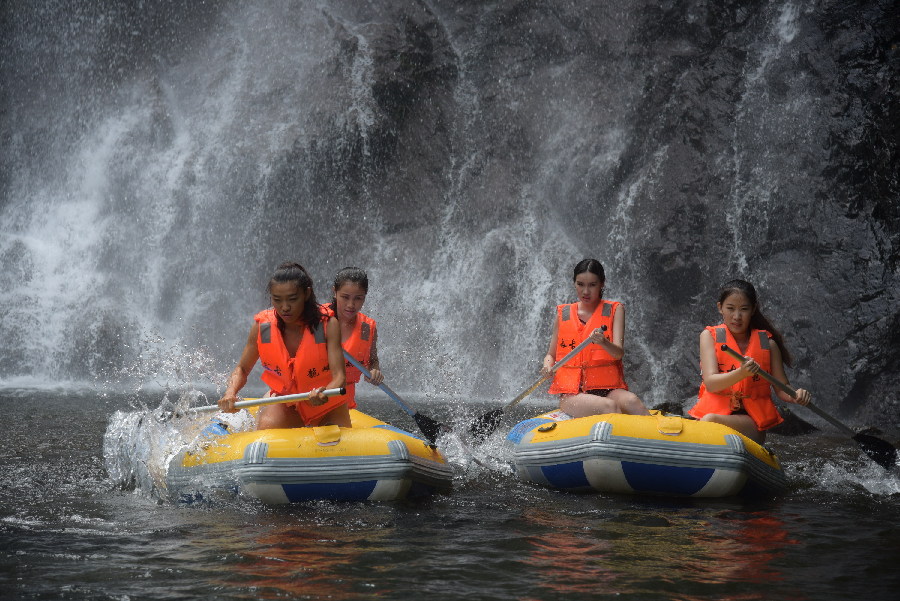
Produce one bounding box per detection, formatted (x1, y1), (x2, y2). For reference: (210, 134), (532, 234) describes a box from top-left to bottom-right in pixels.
(167, 409), (453, 503)
(506, 410), (788, 497)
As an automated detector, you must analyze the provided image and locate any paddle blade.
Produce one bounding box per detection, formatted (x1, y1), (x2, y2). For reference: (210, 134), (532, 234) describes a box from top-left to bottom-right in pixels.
(413, 411), (445, 445)
(469, 408), (504, 442)
(853, 433), (898, 470)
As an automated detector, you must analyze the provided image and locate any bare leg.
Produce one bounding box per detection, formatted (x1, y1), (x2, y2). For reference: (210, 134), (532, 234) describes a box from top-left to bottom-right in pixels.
(560, 389), (651, 418)
(559, 392), (618, 418)
(607, 389), (651, 416)
(257, 403), (305, 430)
(699, 413), (765, 443)
(316, 404), (352, 428)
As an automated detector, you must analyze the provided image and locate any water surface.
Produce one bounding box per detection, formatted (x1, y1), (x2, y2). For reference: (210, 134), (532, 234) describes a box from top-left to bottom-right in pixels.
(2, 390), (898, 600)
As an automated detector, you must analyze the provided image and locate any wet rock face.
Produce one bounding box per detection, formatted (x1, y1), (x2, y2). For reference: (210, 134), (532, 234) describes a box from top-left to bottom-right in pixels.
(313, 1), (899, 427)
(1, 1), (897, 429)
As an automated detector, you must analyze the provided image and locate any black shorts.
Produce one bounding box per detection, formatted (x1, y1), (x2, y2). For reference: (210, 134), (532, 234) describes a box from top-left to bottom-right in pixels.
(584, 389), (613, 397)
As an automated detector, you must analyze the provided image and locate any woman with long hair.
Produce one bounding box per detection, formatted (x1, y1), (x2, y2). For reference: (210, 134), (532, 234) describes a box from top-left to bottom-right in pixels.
(689, 279), (811, 442)
(217, 262), (348, 429)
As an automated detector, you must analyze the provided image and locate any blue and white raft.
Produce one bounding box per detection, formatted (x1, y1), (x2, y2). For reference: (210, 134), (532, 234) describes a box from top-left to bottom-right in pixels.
(506, 410), (789, 497)
(166, 409), (453, 503)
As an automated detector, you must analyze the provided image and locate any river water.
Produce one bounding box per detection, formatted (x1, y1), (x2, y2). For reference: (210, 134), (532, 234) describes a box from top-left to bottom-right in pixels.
(2, 1), (899, 598)
(2, 388), (898, 600)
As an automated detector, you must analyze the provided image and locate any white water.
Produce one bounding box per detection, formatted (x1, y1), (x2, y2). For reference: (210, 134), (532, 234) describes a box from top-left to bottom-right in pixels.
(2, 0), (896, 431)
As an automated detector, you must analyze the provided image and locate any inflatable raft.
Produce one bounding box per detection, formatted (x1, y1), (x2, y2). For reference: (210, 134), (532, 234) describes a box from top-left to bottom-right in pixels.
(506, 410), (788, 497)
(166, 409), (453, 503)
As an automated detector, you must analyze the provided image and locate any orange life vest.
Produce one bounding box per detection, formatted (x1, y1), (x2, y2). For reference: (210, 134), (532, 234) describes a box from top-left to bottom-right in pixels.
(255, 306), (351, 425)
(548, 301), (628, 395)
(332, 310), (376, 405)
(689, 325), (783, 431)
(342, 312), (377, 385)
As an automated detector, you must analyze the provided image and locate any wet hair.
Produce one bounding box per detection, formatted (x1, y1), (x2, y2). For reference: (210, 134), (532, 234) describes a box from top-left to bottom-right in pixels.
(573, 259), (606, 299)
(573, 259), (605, 283)
(268, 262), (321, 332)
(330, 267), (369, 314)
(717, 279), (793, 367)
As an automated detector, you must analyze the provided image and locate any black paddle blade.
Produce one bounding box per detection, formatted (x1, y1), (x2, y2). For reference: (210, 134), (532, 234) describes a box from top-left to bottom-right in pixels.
(852, 433), (898, 470)
(469, 408), (505, 442)
(413, 411), (445, 445)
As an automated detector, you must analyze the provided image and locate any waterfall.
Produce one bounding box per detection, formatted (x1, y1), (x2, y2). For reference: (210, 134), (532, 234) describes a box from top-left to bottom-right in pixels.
(1, 1), (897, 427)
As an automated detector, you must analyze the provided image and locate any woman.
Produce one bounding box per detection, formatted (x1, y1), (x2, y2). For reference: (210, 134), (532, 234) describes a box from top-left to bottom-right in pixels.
(217, 262), (348, 429)
(689, 279), (811, 442)
(330, 267), (383, 406)
(541, 259), (649, 417)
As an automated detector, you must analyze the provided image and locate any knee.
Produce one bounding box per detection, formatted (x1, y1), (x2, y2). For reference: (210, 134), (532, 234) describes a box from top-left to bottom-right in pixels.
(597, 398), (618, 414)
(558, 395), (576, 413)
(256, 411), (282, 430)
(256, 405), (295, 430)
(321, 405), (352, 428)
(617, 391), (648, 414)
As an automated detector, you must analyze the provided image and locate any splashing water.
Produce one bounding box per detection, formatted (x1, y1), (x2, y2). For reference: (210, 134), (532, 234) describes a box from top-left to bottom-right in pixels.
(103, 394), (257, 502)
(100, 330), (254, 501)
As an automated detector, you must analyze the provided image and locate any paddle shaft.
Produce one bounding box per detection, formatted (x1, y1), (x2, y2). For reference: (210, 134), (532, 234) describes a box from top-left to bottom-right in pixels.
(342, 350), (416, 418)
(721, 344), (856, 437)
(468, 325), (609, 440)
(187, 387), (346, 413)
(503, 334), (598, 410)
(342, 349), (448, 444)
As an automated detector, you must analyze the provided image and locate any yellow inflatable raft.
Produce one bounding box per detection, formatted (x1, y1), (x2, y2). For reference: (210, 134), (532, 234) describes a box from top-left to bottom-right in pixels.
(166, 409), (453, 503)
(506, 410), (788, 497)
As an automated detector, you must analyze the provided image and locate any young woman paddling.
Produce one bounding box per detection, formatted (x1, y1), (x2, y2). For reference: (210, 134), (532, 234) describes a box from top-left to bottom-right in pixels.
(689, 279), (811, 443)
(330, 267), (383, 406)
(541, 259), (649, 417)
(217, 262), (348, 429)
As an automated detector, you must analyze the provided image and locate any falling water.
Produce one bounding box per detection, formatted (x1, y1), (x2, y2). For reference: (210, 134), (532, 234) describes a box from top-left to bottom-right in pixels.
(1, 0), (897, 428)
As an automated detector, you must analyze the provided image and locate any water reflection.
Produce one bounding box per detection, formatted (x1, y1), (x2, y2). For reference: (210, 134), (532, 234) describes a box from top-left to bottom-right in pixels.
(688, 512), (797, 587)
(204, 516), (394, 600)
(520, 504), (799, 600)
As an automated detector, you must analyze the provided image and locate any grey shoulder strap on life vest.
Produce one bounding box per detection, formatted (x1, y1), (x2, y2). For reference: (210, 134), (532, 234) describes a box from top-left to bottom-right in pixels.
(714, 326), (727, 344)
(259, 322), (271, 344)
(757, 330), (770, 349)
(312, 321), (326, 344)
(561, 305), (572, 321)
(601, 302), (612, 317)
(360, 321), (371, 341)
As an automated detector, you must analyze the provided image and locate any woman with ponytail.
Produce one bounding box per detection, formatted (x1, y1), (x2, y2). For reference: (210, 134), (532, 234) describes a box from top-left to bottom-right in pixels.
(689, 279), (811, 442)
(329, 267), (383, 408)
(217, 262), (348, 429)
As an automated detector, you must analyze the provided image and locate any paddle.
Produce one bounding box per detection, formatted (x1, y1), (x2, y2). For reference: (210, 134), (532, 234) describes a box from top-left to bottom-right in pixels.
(186, 387), (346, 414)
(722, 344), (897, 470)
(343, 350), (448, 444)
(468, 326), (605, 441)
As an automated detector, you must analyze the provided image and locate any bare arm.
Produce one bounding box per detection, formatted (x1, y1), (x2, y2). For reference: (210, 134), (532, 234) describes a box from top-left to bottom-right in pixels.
(217, 323), (261, 412)
(365, 327), (384, 385)
(768, 344), (812, 406)
(318, 316), (346, 399)
(699, 329), (757, 392)
(541, 314), (560, 376)
(589, 304), (625, 360)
